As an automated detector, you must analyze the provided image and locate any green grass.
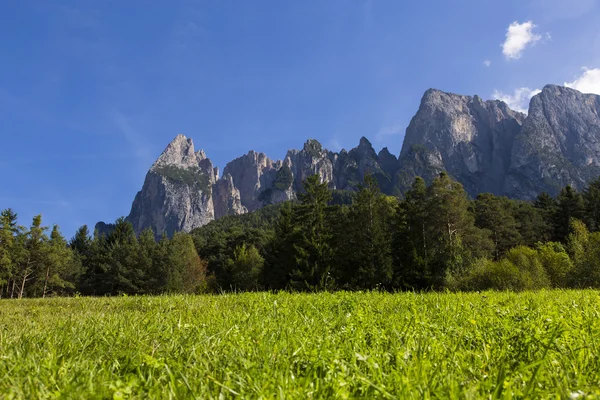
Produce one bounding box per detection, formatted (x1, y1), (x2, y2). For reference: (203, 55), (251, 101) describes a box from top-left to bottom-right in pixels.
(1, 291), (599, 399)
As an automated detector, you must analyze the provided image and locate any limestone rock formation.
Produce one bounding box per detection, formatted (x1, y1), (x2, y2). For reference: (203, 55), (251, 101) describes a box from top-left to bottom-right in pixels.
(330, 137), (397, 193)
(222, 151), (283, 212)
(213, 174), (248, 218)
(125, 134), (218, 237)
(506, 85), (600, 198)
(97, 85), (600, 237)
(286, 139), (335, 191)
(397, 89), (525, 196)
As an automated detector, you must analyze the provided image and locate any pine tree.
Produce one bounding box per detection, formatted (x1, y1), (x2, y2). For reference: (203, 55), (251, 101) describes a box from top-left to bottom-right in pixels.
(554, 186), (585, 242)
(291, 175), (333, 291)
(42, 225), (77, 297)
(345, 175), (394, 289)
(137, 228), (157, 294)
(393, 177), (429, 289)
(17, 215), (48, 298)
(329, 203), (354, 288)
(513, 201), (551, 246)
(583, 177), (600, 231)
(425, 173), (477, 286)
(474, 193), (520, 258)
(166, 233), (207, 293)
(137, 228), (163, 294)
(263, 202), (298, 290)
(70, 225), (92, 260)
(0, 209), (19, 297)
(107, 218), (142, 295)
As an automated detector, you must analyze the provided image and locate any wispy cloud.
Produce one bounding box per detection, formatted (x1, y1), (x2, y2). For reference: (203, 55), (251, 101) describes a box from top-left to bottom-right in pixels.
(565, 67), (600, 95)
(376, 122), (404, 142)
(112, 111), (153, 162)
(483, 60), (492, 67)
(492, 87), (541, 113)
(502, 21), (542, 60)
(328, 135), (343, 152)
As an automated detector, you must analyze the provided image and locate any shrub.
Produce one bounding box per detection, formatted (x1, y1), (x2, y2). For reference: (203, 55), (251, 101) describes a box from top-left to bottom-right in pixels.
(504, 246), (551, 289)
(447, 259), (527, 291)
(536, 242), (573, 288)
(570, 232), (600, 288)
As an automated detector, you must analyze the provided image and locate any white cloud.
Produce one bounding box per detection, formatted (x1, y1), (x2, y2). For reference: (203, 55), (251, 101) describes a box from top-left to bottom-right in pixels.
(502, 21), (542, 60)
(492, 87), (541, 113)
(483, 60), (492, 67)
(564, 68), (600, 95)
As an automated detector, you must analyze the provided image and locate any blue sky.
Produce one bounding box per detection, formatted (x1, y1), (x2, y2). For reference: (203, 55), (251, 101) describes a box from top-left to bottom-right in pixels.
(1, 0), (600, 237)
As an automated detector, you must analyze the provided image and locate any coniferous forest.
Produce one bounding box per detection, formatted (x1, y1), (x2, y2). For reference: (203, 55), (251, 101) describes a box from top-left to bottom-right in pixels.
(3, 173), (600, 298)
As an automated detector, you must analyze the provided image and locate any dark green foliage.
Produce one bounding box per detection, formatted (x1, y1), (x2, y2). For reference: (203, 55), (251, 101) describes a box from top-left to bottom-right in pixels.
(153, 165), (211, 193)
(330, 190), (356, 206)
(536, 242), (573, 288)
(583, 177), (600, 231)
(393, 176), (429, 289)
(42, 225), (79, 297)
(263, 202), (296, 290)
(273, 165), (293, 191)
(474, 193), (520, 258)
(0, 209), (18, 296)
(291, 175), (334, 290)
(336, 175), (394, 289)
(566, 220), (600, 288)
(226, 244), (264, 291)
(165, 233), (207, 294)
(394, 174), (491, 290)
(512, 201), (551, 246)
(10, 173), (600, 297)
(553, 185), (585, 242)
(191, 204), (276, 290)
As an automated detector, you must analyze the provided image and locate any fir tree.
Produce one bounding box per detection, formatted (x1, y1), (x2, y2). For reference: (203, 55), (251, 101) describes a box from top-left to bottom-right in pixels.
(554, 186), (585, 242)
(345, 175), (394, 289)
(291, 175), (334, 291)
(583, 177), (600, 231)
(0, 209), (19, 297)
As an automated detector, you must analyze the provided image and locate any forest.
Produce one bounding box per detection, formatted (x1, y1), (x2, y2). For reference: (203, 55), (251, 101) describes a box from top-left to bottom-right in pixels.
(2, 172), (600, 298)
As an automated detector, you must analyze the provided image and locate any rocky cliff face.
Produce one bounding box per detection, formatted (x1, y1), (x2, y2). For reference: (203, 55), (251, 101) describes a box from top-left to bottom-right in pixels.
(213, 174), (248, 219)
(125, 135), (219, 237)
(97, 85), (600, 237)
(506, 85), (600, 198)
(330, 137), (398, 193)
(397, 89), (526, 197)
(222, 151), (282, 212)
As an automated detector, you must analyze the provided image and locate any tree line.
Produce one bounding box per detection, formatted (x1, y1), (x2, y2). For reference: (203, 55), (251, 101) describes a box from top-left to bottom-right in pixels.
(3, 172), (600, 297)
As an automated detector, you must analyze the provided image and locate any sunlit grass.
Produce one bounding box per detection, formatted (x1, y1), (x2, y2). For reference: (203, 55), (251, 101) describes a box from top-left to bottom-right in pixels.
(1, 291), (599, 398)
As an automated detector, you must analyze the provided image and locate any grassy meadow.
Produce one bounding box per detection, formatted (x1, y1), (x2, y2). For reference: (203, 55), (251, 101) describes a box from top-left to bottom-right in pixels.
(1, 291), (599, 399)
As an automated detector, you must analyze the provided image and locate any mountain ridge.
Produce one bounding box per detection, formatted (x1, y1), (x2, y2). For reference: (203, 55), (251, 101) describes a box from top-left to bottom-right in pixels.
(96, 84), (600, 237)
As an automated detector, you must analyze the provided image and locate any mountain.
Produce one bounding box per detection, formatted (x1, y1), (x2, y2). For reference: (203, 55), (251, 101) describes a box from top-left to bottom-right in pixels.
(506, 85), (600, 199)
(122, 135), (246, 238)
(95, 85), (600, 237)
(396, 89), (526, 197)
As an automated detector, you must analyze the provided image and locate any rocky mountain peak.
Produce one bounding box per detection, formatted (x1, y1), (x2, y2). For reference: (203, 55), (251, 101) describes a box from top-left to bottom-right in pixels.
(98, 85), (600, 238)
(506, 85), (600, 198)
(354, 136), (377, 158)
(397, 88), (525, 196)
(152, 134), (199, 170)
